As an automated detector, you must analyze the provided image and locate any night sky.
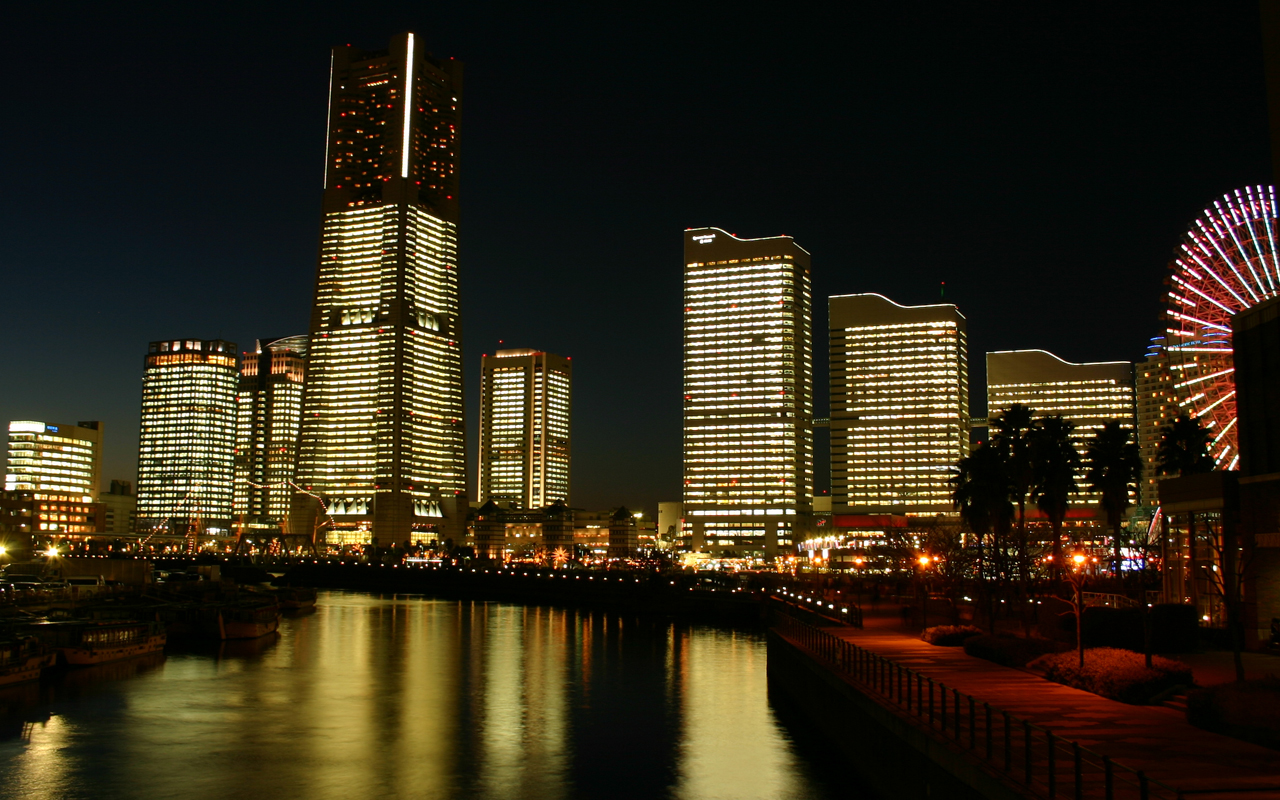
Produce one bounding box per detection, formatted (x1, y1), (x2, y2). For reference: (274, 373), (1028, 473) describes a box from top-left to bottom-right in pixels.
(1, 2), (1271, 517)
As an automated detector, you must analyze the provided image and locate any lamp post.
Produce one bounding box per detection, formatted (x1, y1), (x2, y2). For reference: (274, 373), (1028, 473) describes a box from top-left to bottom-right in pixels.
(1066, 552), (1088, 669)
(918, 554), (932, 631)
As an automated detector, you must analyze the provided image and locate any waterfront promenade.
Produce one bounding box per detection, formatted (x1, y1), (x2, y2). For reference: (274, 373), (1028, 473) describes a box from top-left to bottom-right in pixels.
(798, 604), (1280, 798)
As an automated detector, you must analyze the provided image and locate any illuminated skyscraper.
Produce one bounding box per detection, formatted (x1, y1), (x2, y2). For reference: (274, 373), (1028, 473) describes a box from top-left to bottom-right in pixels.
(829, 294), (969, 515)
(295, 33), (466, 547)
(234, 336), (308, 527)
(682, 228), (813, 559)
(987, 350), (1136, 508)
(5, 420), (104, 535)
(136, 339), (238, 535)
(1135, 340), (1174, 509)
(478, 349), (571, 508)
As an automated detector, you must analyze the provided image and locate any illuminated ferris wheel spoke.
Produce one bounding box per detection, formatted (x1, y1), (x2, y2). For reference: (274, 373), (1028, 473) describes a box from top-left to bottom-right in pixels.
(1163, 186), (1277, 470)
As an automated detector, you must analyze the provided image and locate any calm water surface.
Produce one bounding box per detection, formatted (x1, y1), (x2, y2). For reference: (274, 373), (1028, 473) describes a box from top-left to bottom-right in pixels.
(0, 592), (866, 799)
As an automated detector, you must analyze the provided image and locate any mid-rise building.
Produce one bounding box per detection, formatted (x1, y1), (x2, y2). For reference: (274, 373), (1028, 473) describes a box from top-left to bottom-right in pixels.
(5, 420), (104, 537)
(136, 339), (238, 535)
(477, 349), (571, 508)
(829, 294), (969, 516)
(5, 420), (102, 501)
(987, 350), (1136, 508)
(99, 480), (136, 535)
(295, 32), (467, 547)
(234, 336), (308, 529)
(1135, 339), (1174, 509)
(682, 227), (813, 559)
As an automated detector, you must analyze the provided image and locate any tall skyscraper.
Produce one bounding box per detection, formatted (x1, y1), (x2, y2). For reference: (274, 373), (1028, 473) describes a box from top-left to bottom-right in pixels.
(829, 294), (969, 516)
(295, 33), (467, 547)
(136, 339), (238, 535)
(5, 420), (104, 535)
(682, 227), (813, 559)
(234, 336), (308, 528)
(987, 350), (1136, 508)
(1135, 339), (1174, 509)
(477, 349), (571, 508)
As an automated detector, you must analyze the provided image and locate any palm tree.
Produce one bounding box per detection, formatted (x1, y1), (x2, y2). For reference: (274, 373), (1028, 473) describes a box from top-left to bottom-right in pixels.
(951, 441), (1013, 579)
(1030, 415), (1079, 582)
(1085, 421), (1142, 576)
(991, 404), (1035, 583)
(1157, 414), (1214, 477)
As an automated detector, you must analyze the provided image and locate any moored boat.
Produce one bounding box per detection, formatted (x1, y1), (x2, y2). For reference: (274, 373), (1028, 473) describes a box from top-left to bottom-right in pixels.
(0, 638), (55, 686)
(272, 586), (317, 612)
(217, 600), (280, 640)
(33, 620), (166, 666)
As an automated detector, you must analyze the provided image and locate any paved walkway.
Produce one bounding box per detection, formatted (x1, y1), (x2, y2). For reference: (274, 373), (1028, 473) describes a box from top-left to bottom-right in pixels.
(817, 606), (1280, 797)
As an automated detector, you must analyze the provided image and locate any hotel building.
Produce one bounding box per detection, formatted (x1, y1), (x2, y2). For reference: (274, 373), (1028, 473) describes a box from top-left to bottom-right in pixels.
(136, 339), (239, 535)
(5, 420), (104, 535)
(829, 294), (969, 515)
(987, 350), (1136, 508)
(294, 33), (467, 546)
(1135, 340), (1174, 508)
(682, 227), (813, 559)
(234, 336), (308, 528)
(478, 349), (571, 508)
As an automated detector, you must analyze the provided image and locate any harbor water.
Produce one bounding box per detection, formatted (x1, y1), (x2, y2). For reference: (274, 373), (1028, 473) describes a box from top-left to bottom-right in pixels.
(0, 592), (867, 800)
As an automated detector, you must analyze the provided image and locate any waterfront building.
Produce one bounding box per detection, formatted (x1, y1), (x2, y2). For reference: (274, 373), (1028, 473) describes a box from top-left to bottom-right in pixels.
(829, 294), (969, 516)
(295, 32), (467, 548)
(477, 349), (571, 508)
(136, 339), (238, 535)
(0, 490), (34, 557)
(99, 480), (136, 534)
(682, 227), (814, 559)
(1135, 340), (1174, 509)
(5, 420), (102, 501)
(234, 336), (308, 529)
(608, 507), (639, 559)
(987, 350), (1136, 509)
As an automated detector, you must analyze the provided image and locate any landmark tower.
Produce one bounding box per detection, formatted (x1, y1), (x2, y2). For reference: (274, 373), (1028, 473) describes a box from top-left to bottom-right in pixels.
(295, 33), (467, 546)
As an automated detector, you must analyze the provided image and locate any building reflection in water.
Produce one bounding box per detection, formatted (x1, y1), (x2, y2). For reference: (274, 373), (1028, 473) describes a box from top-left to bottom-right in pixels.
(0, 593), (840, 800)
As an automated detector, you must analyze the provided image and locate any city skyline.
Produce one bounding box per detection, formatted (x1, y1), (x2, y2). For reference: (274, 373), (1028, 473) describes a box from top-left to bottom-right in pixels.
(1, 4), (1272, 516)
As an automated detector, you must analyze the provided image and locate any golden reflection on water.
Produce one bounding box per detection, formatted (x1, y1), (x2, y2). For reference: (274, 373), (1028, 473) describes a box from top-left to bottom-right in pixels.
(0, 592), (836, 800)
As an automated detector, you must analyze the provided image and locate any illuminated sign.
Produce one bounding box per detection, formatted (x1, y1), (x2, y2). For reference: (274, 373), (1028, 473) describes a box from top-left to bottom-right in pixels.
(692, 233), (715, 244)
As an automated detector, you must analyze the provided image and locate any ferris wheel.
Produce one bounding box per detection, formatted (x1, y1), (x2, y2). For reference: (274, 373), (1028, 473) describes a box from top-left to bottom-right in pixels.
(1164, 185), (1280, 470)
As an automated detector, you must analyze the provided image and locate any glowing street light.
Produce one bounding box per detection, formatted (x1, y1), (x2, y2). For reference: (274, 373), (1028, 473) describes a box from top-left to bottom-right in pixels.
(44, 546), (60, 558)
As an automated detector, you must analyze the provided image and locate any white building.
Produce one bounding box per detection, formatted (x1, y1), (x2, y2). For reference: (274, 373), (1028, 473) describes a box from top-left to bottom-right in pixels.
(829, 294), (969, 516)
(478, 349), (572, 508)
(682, 227), (813, 559)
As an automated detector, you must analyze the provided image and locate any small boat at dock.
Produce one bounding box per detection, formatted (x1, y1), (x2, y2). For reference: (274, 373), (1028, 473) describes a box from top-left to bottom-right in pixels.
(32, 620), (167, 666)
(216, 600), (280, 640)
(0, 638), (55, 686)
(272, 586), (317, 612)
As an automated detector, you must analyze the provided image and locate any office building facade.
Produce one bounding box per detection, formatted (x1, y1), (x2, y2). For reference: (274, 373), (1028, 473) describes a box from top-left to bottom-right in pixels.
(1135, 340), (1174, 509)
(295, 33), (467, 546)
(682, 227), (813, 559)
(829, 294), (969, 515)
(136, 339), (238, 535)
(234, 336), (308, 528)
(477, 349), (571, 508)
(5, 420), (104, 535)
(987, 350), (1136, 509)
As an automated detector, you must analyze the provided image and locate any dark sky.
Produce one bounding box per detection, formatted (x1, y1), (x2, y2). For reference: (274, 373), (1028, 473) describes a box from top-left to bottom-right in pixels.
(1, 1), (1271, 518)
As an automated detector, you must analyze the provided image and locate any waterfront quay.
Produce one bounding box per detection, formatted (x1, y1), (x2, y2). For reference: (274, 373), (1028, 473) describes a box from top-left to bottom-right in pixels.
(270, 560), (778, 625)
(767, 601), (1280, 800)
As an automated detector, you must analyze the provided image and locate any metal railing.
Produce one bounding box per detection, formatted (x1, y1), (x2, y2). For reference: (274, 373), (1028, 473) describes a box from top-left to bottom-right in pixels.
(1082, 592), (1140, 609)
(774, 611), (1180, 800)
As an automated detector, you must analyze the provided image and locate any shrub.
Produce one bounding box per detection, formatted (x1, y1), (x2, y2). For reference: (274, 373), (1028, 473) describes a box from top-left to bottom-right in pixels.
(921, 625), (983, 646)
(1029, 647), (1193, 704)
(963, 633), (1070, 667)
(1187, 678), (1280, 749)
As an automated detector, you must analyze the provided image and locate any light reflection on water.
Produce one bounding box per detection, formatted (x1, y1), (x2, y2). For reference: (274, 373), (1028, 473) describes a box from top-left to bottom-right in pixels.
(0, 592), (854, 800)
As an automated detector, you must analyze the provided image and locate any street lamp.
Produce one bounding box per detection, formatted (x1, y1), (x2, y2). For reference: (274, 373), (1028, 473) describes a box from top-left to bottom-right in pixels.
(916, 554), (933, 630)
(1067, 552), (1089, 669)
